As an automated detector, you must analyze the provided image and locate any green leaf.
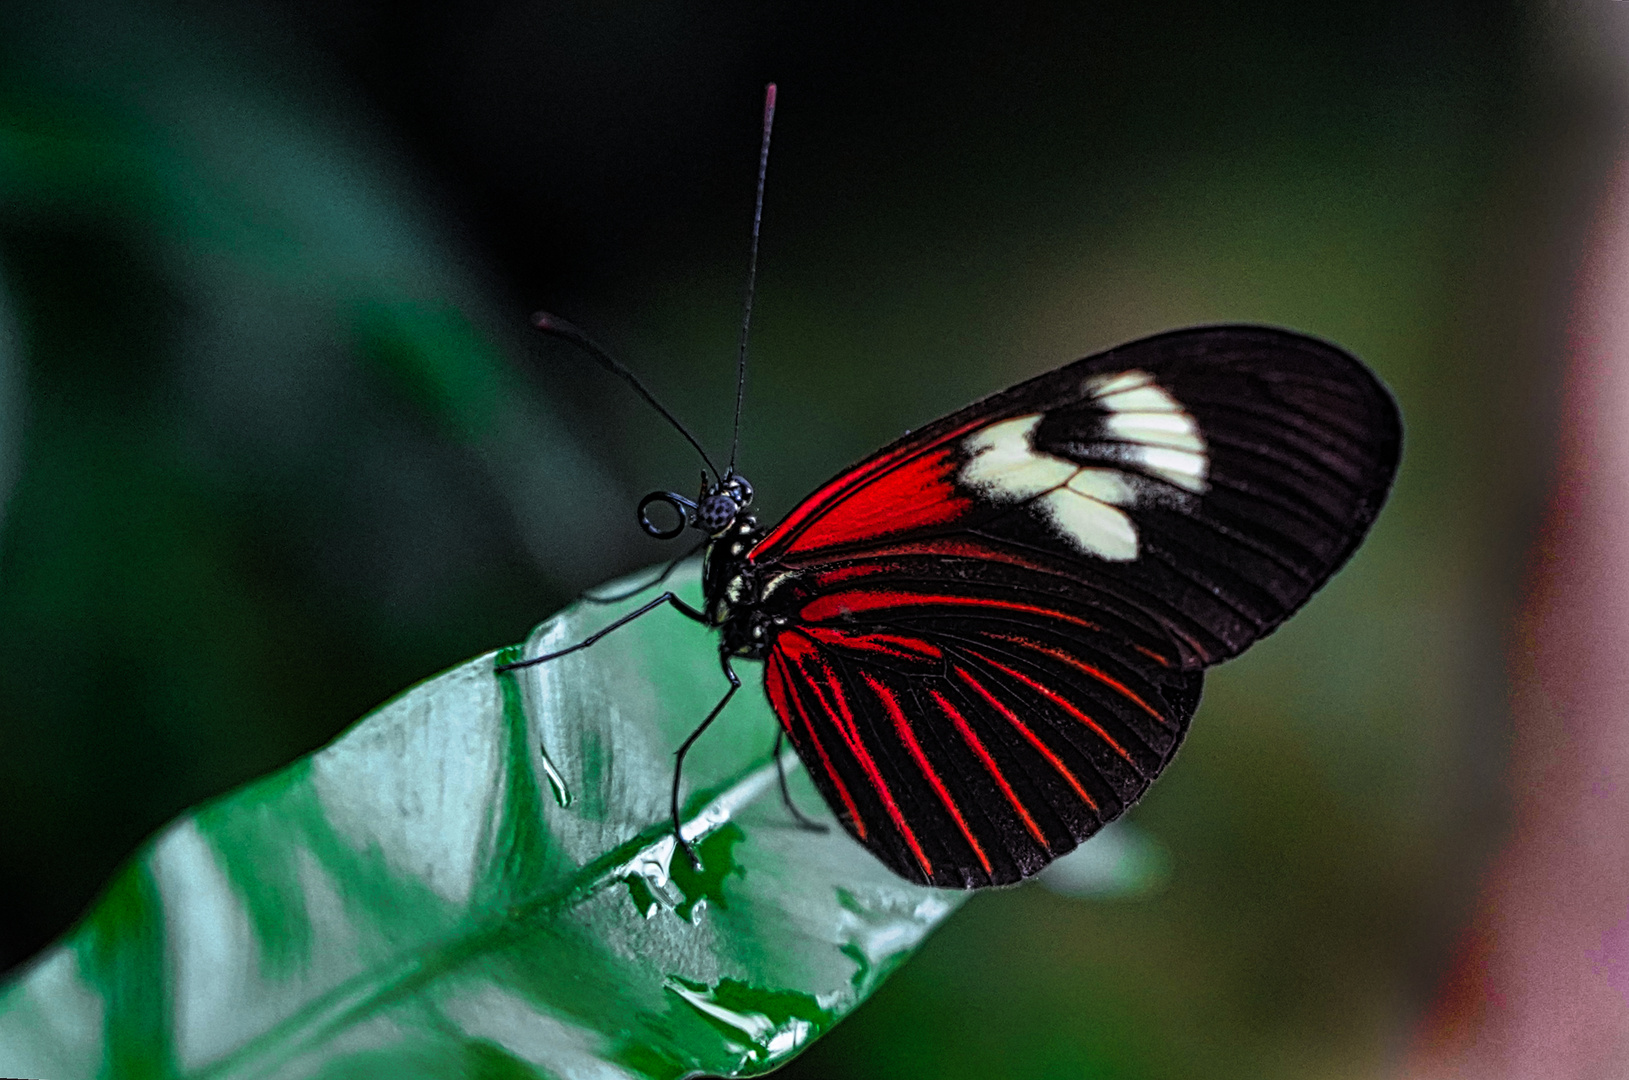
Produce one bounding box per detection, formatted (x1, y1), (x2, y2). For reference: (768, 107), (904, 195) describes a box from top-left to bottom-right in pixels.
(0, 565), (970, 1079)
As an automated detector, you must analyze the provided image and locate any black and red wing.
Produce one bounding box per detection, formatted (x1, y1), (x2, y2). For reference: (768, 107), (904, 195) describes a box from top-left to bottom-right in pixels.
(750, 326), (1400, 887)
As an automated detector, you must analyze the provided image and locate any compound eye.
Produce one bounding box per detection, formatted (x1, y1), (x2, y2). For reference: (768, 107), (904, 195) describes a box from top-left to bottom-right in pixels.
(696, 493), (740, 533)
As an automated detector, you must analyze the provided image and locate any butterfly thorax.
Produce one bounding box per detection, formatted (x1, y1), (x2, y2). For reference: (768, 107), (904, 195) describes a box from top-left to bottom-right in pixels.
(703, 515), (795, 661)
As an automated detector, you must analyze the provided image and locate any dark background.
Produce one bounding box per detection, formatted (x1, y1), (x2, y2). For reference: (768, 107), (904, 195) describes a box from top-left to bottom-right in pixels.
(0, 1), (1613, 1076)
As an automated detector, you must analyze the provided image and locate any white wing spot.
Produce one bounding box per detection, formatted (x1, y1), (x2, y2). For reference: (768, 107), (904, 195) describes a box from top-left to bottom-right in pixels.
(1085, 370), (1156, 396)
(1103, 411), (1204, 449)
(1066, 467), (1137, 503)
(1093, 385), (1174, 412)
(1037, 486), (1139, 560)
(1085, 369), (1208, 493)
(957, 371), (1209, 560)
(961, 416), (1077, 500)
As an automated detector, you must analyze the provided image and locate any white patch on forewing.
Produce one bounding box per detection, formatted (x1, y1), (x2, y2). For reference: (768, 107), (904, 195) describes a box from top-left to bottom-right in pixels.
(1085, 370), (1154, 396)
(957, 371), (1208, 561)
(1085, 370), (1208, 492)
(960, 416), (1077, 499)
(1038, 480), (1139, 559)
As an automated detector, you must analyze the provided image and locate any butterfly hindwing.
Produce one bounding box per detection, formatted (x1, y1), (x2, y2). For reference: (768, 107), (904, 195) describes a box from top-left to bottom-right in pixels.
(764, 576), (1205, 887)
(750, 326), (1400, 887)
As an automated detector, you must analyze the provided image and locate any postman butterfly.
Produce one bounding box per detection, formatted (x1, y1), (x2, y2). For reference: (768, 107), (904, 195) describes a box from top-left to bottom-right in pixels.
(499, 86), (1401, 889)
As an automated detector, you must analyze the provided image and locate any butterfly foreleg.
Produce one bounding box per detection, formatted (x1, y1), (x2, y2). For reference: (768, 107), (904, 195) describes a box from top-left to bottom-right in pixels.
(670, 653), (741, 870)
(580, 539), (708, 605)
(494, 591), (708, 673)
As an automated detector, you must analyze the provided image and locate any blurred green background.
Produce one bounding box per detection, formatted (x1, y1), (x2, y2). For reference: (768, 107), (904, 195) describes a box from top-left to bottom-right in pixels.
(0, 0), (1610, 1076)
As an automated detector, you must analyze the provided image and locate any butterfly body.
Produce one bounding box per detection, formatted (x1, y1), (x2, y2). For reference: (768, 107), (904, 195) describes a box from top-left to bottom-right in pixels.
(703, 515), (777, 660)
(673, 325), (1398, 889)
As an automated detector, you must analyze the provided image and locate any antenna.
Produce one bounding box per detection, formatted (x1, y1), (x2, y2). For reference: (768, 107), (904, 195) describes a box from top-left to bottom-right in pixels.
(727, 82), (776, 479)
(531, 311), (721, 481)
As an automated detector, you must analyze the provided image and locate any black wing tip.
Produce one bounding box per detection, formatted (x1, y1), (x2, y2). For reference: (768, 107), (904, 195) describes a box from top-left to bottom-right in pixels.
(1105, 322), (1394, 392)
(1116, 322), (1401, 414)
(1074, 323), (1404, 666)
(1103, 320), (1404, 483)
(1108, 321), (1358, 358)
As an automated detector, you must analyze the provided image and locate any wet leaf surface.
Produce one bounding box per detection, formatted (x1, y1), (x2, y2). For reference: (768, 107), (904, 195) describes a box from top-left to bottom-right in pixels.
(0, 567), (970, 1079)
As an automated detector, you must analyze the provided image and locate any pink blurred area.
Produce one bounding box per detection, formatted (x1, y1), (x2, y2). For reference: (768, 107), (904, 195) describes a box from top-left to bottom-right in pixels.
(1404, 153), (1629, 1076)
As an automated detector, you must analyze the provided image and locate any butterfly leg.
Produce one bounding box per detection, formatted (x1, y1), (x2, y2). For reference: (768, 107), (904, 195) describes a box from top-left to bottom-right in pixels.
(581, 539), (707, 605)
(670, 654), (741, 870)
(772, 727), (829, 833)
(494, 591), (707, 673)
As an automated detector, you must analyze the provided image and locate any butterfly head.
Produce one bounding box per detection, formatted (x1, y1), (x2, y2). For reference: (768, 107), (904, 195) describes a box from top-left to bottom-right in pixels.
(636, 473), (755, 540)
(697, 474), (754, 534)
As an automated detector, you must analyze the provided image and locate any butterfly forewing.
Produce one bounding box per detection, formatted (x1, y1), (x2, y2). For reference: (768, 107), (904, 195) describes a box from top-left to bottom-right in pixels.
(748, 326), (1400, 887)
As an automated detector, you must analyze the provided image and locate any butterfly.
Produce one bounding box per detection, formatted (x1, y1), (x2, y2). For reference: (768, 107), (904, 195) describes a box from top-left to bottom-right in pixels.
(500, 87), (1402, 890)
